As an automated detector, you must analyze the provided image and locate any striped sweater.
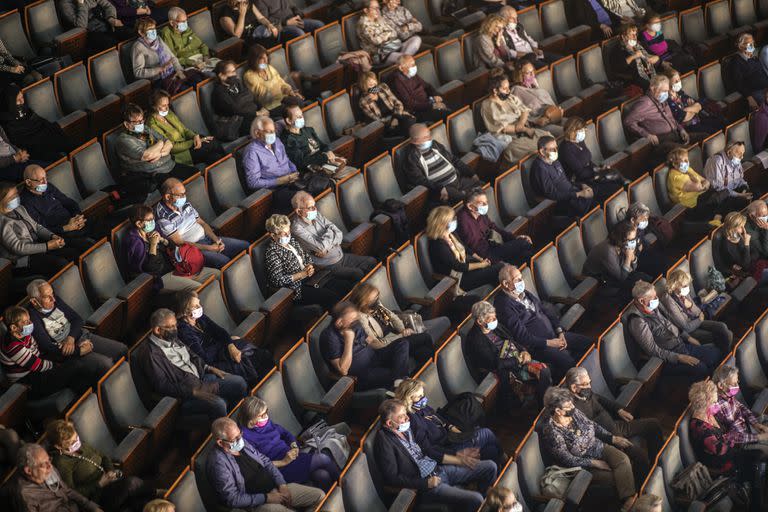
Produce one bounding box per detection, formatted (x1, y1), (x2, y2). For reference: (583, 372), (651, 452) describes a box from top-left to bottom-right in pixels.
(0, 333), (53, 382)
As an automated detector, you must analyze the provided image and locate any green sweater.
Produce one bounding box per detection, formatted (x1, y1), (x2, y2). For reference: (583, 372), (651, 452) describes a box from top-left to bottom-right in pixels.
(50, 443), (114, 501)
(147, 111), (198, 166)
(159, 25), (210, 68)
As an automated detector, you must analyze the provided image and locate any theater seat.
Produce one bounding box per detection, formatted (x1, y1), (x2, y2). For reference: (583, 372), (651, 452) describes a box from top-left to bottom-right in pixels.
(629, 174), (687, 230)
(187, 8), (243, 62)
(287, 34), (344, 96)
(519, 266), (584, 332)
(165, 467), (208, 512)
(555, 223), (588, 286)
(23, 78), (88, 145)
(25, 0), (86, 59)
(495, 462), (565, 512)
(337, 172), (393, 253)
(600, 320), (662, 395)
(197, 277), (266, 344)
(415, 232), (492, 299)
(495, 167), (555, 243)
(657, 436), (724, 512)
(389, 242), (457, 320)
(341, 450), (416, 512)
(54, 63), (121, 137)
(690, 238), (754, 304)
(0, 10), (37, 62)
(540, 0), (590, 53)
(604, 189), (629, 230)
(303, 102), (356, 163)
(184, 173), (245, 239)
(680, 7), (729, 62)
(581, 346), (641, 412)
(70, 139), (118, 195)
(436, 334), (498, 411)
(323, 91), (385, 165)
(735, 330), (768, 405)
(316, 189), (376, 256)
(698, 62), (745, 123)
(414, 50), (464, 109)
(364, 153), (428, 230)
(532, 244), (597, 309)
(46, 159), (110, 219)
(597, 108), (651, 179)
(517, 5), (564, 54)
(580, 207), (608, 254)
(319, 484), (345, 512)
(88, 48), (151, 107)
(435, 38), (488, 105)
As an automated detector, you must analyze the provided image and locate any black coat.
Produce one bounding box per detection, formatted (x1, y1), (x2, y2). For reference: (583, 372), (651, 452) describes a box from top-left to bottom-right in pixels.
(373, 426), (435, 491)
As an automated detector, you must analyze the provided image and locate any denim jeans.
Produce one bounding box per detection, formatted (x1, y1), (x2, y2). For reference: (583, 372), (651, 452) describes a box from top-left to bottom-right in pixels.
(449, 427), (503, 464)
(253, 19), (324, 41)
(198, 236), (249, 269)
(423, 460), (497, 512)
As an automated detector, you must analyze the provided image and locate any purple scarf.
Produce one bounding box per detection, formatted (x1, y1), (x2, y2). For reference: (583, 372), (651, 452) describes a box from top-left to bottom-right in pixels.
(142, 37), (174, 79)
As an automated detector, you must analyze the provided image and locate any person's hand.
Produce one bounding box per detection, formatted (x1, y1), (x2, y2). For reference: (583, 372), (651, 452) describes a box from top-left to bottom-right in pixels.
(633, 49), (644, 60)
(13, 149), (29, 163)
(193, 134), (202, 150)
(681, 131), (690, 144)
(520, 351), (532, 363)
(457, 447), (481, 459)
(214, 239), (225, 253)
(278, 484), (292, 506)
(536, 49), (544, 58)
(440, 187), (449, 202)
(678, 354), (700, 366)
(287, 15), (302, 26)
(64, 215), (86, 232)
(617, 409), (634, 422)
(315, 249), (327, 258)
(266, 490), (284, 504)
(757, 218), (768, 230)
(757, 432), (768, 442)
(203, 136), (215, 143)
(480, 258), (491, 268)
(612, 436), (633, 449)
(62, 337), (76, 356)
(137, 6), (151, 15)
(600, 24), (613, 37)
(98, 472), (113, 488)
(592, 460), (611, 471)
(583, 185), (594, 198)
(305, 264), (315, 278)
(687, 336), (701, 346)
(176, 70), (186, 80)
(288, 172), (300, 183)
(11, 64), (25, 74)
(47, 236), (66, 250)
(517, 235), (532, 244)
(755, 423), (768, 433)
(427, 475), (441, 489)
(649, 55), (659, 65)
(228, 343), (242, 363)
(546, 337), (566, 349)
(647, 134), (659, 145)
(209, 367), (227, 379)
(108, 18), (123, 28)
(390, 118), (399, 128)
(402, 327), (414, 336)
(161, 60), (174, 71)
(148, 231), (161, 246)
(458, 454), (479, 468)
(78, 340), (93, 355)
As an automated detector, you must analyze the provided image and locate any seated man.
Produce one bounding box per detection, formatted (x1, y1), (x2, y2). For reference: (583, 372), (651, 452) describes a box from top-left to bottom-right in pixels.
(494, 264), (592, 381)
(374, 399), (497, 512)
(160, 7), (215, 72)
(136, 309), (247, 424)
(320, 302), (409, 391)
(731, 33), (768, 109)
(242, 116), (300, 212)
(115, 103), (196, 204)
(456, 187), (532, 265)
(626, 281), (720, 381)
(531, 136), (595, 218)
(59, 0), (131, 54)
(1, 306), (96, 399)
(280, 104), (348, 176)
(401, 123), (482, 206)
(565, 367), (663, 477)
(19, 164), (96, 253)
(703, 141), (753, 209)
(13, 443), (101, 512)
(291, 191), (377, 282)
(207, 416), (325, 511)
(745, 200), (768, 282)
(623, 75), (697, 162)
(26, 279), (126, 379)
(154, 177), (249, 269)
(712, 365), (768, 452)
(390, 55), (451, 123)
(499, 6), (557, 66)
(253, 0), (324, 40)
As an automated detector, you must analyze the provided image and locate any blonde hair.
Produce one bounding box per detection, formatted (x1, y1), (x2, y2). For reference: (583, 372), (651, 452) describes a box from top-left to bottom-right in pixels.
(425, 206), (455, 239)
(265, 214), (291, 234)
(665, 269), (691, 294)
(630, 494), (663, 512)
(143, 499), (175, 512)
(136, 17), (156, 35)
(486, 487), (515, 512)
(46, 419), (77, 449)
(723, 211), (746, 238)
(393, 378), (424, 412)
(688, 380), (717, 412)
(358, 71), (377, 92)
(480, 14), (505, 36)
(667, 147), (688, 168)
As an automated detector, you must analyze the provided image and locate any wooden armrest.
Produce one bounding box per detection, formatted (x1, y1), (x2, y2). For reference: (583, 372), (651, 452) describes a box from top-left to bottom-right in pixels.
(615, 379), (643, 410)
(549, 295), (579, 305)
(406, 296), (435, 307)
(388, 488), (417, 512)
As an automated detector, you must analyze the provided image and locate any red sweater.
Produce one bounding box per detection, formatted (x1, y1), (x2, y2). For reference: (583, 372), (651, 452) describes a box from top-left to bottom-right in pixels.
(0, 333), (52, 382)
(389, 70), (439, 113)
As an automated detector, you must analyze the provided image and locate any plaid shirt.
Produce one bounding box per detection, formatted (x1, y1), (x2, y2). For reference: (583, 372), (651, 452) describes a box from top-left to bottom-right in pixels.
(715, 394), (759, 445)
(358, 83), (407, 123)
(396, 429), (438, 477)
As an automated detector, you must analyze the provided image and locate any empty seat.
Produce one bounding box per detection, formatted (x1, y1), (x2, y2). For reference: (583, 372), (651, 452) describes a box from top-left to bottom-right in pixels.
(70, 139), (117, 195)
(315, 22), (348, 68)
(388, 242), (457, 320)
(629, 174), (687, 227)
(596, 108), (652, 178)
(316, 189), (376, 256)
(680, 6), (729, 62)
(435, 39), (488, 105)
(517, 5), (565, 54)
(187, 8), (243, 62)
(535, 66), (583, 118)
(25, 0), (87, 59)
(698, 61), (745, 122)
(302, 102), (356, 162)
(54, 63), (121, 137)
(494, 167), (555, 241)
(287, 34), (344, 95)
(576, 45), (609, 89)
(46, 159), (110, 218)
(556, 223), (589, 286)
(88, 48), (151, 106)
(318, 484), (345, 512)
(532, 244), (597, 308)
(734, 0), (768, 42)
(540, 0), (591, 53)
(436, 334), (498, 410)
(705, 0), (751, 45)
(184, 173), (245, 239)
(583, 122), (629, 172)
(496, 461), (565, 512)
(0, 10), (38, 61)
(197, 277), (266, 344)
(364, 153), (427, 228)
(23, 78), (88, 144)
(580, 207), (608, 254)
(341, 451), (416, 512)
(552, 56), (606, 120)
(337, 172), (392, 252)
(600, 320), (663, 394)
(414, 50), (464, 109)
(322, 91), (384, 164)
(341, 12), (362, 51)
(581, 345), (642, 412)
(165, 467), (207, 512)
(735, 330), (768, 410)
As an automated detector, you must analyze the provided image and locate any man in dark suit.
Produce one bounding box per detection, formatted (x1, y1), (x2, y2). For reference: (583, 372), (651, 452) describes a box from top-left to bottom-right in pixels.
(493, 264), (592, 381)
(373, 399), (497, 512)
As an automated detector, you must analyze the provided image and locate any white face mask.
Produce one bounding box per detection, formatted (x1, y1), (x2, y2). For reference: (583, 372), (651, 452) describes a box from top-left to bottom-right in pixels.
(647, 298), (660, 311)
(672, 81), (682, 92)
(575, 129), (586, 143)
(650, 23), (662, 33)
(680, 286), (690, 297)
(158, 109), (169, 117)
(407, 66), (417, 78)
(448, 220), (457, 233)
(191, 306), (203, 319)
(507, 22), (517, 31)
(279, 235), (290, 245)
(485, 319), (498, 331)
(627, 39), (637, 48)
(548, 151), (558, 162)
(397, 421), (410, 433)
(637, 219), (649, 230)
(476, 204), (489, 215)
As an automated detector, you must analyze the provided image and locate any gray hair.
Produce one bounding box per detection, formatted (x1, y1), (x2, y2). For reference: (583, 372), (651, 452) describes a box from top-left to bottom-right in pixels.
(737, 32), (754, 47)
(632, 280), (655, 300)
(238, 396), (268, 425)
(564, 367), (588, 388)
(211, 417), (237, 440)
(712, 365), (738, 385)
(498, 264), (519, 284)
(543, 387), (573, 412)
(26, 279), (49, 300)
(465, 187), (486, 205)
(471, 301), (495, 321)
(291, 191), (313, 210)
(250, 116), (274, 138)
(624, 202), (650, 221)
(378, 398), (406, 423)
(649, 74), (669, 90)
(168, 6), (186, 21)
(17, 443), (45, 471)
(747, 200), (767, 216)
(631, 494), (663, 512)
(150, 308), (176, 328)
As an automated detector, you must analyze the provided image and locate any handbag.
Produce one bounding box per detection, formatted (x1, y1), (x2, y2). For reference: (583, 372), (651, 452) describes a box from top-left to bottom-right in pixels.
(298, 419), (351, 469)
(305, 268), (333, 288)
(707, 266), (727, 293)
(167, 244), (204, 277)
(540, 466), (582, 498)
(397, 311), (425, 334)
(670, 462), (713, 502)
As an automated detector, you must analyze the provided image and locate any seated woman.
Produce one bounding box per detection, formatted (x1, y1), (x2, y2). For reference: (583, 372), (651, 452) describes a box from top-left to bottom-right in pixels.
(618, 202), (667, 278)
(666, 147), (734, 224)
(0, 182), (78, 278)
(715, 212), (756, 280)
(281, 103), (347, 175)
(0, 84), (74, 162)
(597, 0), (645, 21)
(583, 220), (652, 303)
(0, 37), (41, 88)
(147, 89), (225, 167)
(175, 290), (274, 387)
(639, 13), (695, 74)
(665, 69), (723, 137)
(558, 117), (624, 202)
(264, 214), (348, 309)
(480, 74), (552, 164)
(238, 396), (341, 491)
(210, 60), (269, 142)
(356, 71), (416, 138)
(349, 283), (434, 367)
(394, 378), (504, 463)
(47, 419), (156, 512)
(660, 269), (733, 355)
(243, 45), (304, 117)
(218, 0), (274, 48)
(540, 387), (637, 511)
(357, 0), (421, 66)
(132, 17), (199, 94)
(509, 61), (564, 136)
(465, 301), (552, 409)
(608, 23), (658, 90)
(472, 15), (514, 71)
(630, 494), (663, 512)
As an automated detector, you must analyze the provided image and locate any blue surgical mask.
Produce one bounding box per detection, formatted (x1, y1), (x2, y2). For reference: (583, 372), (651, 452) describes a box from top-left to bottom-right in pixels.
(759, 216), (768, 224)
(637, 219), (648, 230)
(747, 43), (756, 54)
(21, 323), (33, 337)
(678, 161), (690, 173)
(514, 280), (525, 294)
(657, 92), (669, 103)
(258, 63), (268, 70)
(177, 21), (188, 32)
(305, 210), (318, 221)
(731, 157), (742, 166)
(133, 123), (144, 134)
(34, 183), (47, 193)
(279, 235), (290, 245)
(648, 298), (660, 311)
(476, 204), (489, 215)
(173, 196), (187, 209)
(486, 319), (498, 331)
(418, 140), (432, 151)
(413, 397), (428, 410)
(575, 129), (586, 143)
(145, 29), (157, 42)
(625, 239), (637, 250)
(142, 219), (155, 233)
(407, 66), (417, 78)
(294, 117), (305, 129)
(397, 421), (410, 433)
(229, 437), (245, 453)
(448, 220), (457, 233)
(6, 197), (20, 211)
(265, 133), (276, 145)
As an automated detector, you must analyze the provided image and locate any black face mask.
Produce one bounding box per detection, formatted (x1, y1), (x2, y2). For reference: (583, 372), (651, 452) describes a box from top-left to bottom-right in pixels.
(368, 86), (381, 94)
(577, 387), (593, 400)
(160, 328), (178, 341)
(497, 92), (510, 100)
(562, 408), (575, 417)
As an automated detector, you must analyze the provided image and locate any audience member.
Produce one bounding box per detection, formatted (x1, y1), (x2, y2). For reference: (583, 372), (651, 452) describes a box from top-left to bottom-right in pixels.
(110, 0), (169, 26)
(136, 308), (247, 424)
(132, 17), (197, 94)
(218, 0), (275, 47)
(745, 199), (768, 284)
(357, 0), (421, 66)
(143, 500), (175, 512)
(573, 0), (620, 38)
(618, 202), (667, 277)
(630, 494), (663, 512)
(0, 123), (41, 182)
(626, 281), (720, 381)
(206, 416), (325, 511)
(752, 89), (768, 151)
(716, 212), (755, 280)
(0, 182), (77, 278)
(264, 214), (345, 308)
(509, 60), (563, 135)
(243, 116), (300, 210)
(401, 123), (482, 206)
(26, 279), (126, 377)
(500, 7), (555, 67)
(176, 290), (274, 387)
(373, 399), (497, 512)
(484, 487), (524, 512)
(390, 55), (451, 123)
(540, 387), (637, 512)
(466, 301), (552, 408)
(382, 0), (438, 46)
(639, 13), (695, 73)
(494, 264), (592, 381)
(243, 45), (303, 116)
(596, 0), (644, 19)
(608, 23), (658, 90)
(154, 178), (249, 269)
(0, 38), (41, 88)
(712, 366), (768, 455)
(211, 60), (269, 141)
(253, 0), (324, 39)
(160, 7), (213, 70)
(59, 0), (130, 54)
(147, 89), (225, 167)
(729, 33), (768, 109)
(473, 15), (514, 71)
(1, 306), (94, 398)
(357, 71), (416, 138)
(481, 74), (552, 163)
(47, 419), (155, 512)
(13, 443), (102, 512)
(661, 269), (733, 354)
(531, 135), (596, 218)
(456, 188), (533, 265)
(320, 302), (409, 391)
(281, 104), (347, 176)
(238, 396), (341, 491)
(665, 69), (723, 136)
(703, 140), (753, 208)
(666, 147), (730, 223)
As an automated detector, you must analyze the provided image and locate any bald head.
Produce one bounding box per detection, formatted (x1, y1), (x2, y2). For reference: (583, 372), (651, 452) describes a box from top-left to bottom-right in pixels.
(160, 178), (186, 209)
(409, 123), (431, 146)
(23, 164), (47, 194)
